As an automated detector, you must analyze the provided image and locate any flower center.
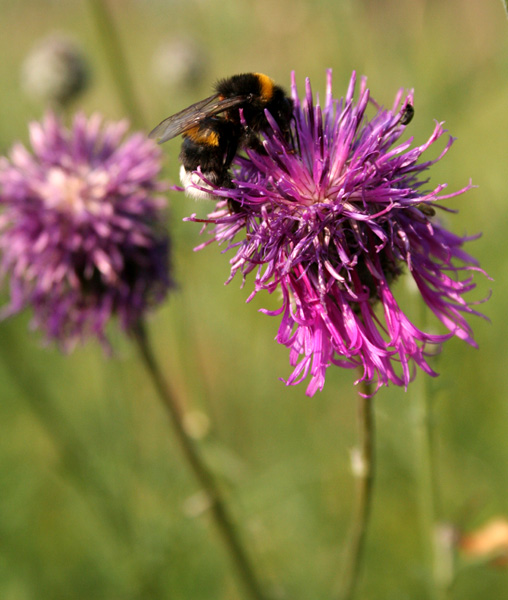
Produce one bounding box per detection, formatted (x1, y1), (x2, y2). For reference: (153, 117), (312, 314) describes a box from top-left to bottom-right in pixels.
(38, 166), (109, 214)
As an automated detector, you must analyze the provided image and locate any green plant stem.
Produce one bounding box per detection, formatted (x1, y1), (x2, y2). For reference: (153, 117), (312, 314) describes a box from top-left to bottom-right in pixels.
(133, 321), (270, 600)
(86, 0), (145, 128)
(412, 374), (445, 600)
(338, 376), (375, 600)
(412, 361), (454, 598)
(410, 293), (453, 600)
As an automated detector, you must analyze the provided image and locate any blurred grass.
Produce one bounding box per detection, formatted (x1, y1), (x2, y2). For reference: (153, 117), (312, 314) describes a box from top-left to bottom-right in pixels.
(0, 0), (507, 598)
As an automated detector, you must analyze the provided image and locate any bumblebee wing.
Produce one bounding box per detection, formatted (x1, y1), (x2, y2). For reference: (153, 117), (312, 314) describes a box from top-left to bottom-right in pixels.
(149, 94), (250, 144)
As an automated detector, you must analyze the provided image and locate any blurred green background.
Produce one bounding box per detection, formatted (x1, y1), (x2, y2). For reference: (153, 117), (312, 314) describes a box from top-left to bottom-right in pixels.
(0, 0), (507, 598)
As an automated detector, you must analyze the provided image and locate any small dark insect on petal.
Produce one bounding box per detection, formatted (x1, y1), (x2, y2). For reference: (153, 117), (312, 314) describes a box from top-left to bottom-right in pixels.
(417, 203), (436, 217)
(400, 102), (414, 125)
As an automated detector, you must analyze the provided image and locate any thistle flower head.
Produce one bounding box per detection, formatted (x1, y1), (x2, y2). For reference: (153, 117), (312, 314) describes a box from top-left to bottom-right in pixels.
(186, 70), (487, 396)
(0, 112), (172, 350)
(21, 34), (91, 108)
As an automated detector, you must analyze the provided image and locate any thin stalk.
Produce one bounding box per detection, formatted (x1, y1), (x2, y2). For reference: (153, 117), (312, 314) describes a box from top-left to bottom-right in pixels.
(338, 376), (375, 600)
(411, 301), (451, 599)
(412, 372), (449, 599)
(132, 321), (270, 600)
(85, 0), (145, 129)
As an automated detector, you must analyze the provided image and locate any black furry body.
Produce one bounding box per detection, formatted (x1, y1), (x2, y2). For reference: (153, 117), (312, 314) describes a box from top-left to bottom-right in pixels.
(149, 73), (293, 200)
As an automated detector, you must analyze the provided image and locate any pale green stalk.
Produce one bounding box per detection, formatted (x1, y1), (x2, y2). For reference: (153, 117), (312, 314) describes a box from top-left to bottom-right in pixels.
(133, 321), (271, 600)
(411, 301), (453, 599)
(338, 376), (375, 600)
(85, 0), (145, 128)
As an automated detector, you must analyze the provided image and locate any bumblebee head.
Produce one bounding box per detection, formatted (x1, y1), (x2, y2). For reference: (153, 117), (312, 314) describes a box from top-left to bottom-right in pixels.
(267, 87), (294, 139)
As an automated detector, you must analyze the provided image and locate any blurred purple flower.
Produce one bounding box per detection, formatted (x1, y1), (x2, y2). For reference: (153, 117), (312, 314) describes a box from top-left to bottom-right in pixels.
(0, 112), (172, 350)
(185, 70), (488, 396)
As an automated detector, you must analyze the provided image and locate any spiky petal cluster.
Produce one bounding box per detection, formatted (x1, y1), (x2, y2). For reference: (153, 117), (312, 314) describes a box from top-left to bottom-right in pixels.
(0, 112), (172, 349)
(187, 71), (486, 396)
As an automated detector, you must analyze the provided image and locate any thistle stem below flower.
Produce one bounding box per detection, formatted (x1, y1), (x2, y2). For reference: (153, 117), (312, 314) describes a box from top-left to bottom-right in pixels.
(132, 321), (270, 600)
(411, 302), (452, 599)
(338, 376), (375, 600)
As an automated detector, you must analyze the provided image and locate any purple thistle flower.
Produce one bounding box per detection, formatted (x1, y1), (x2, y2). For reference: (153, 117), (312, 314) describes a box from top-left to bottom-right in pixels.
(186, 71), (487, 396)
(0, 112), (172, 350)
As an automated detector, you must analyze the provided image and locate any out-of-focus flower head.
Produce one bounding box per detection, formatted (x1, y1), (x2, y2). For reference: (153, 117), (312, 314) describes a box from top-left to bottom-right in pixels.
(151, 36), (208, 91)
(21, 33), (91, 108)
(0, 112), (172, 350)
(185, 70), (487, 396)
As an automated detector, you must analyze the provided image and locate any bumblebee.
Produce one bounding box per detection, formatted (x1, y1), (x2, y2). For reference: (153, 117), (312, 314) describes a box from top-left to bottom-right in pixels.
(149, 72), (293, 200)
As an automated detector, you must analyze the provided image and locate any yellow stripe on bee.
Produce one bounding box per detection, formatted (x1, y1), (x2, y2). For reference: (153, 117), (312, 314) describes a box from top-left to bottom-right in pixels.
(185, 126), (220, 146)
(254, 73), (275, 102)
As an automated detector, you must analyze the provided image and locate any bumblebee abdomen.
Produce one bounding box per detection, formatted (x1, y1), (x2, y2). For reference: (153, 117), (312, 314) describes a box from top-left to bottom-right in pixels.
(180, 137), (224, 172)
(183, 125), (219, 147)
(179, 118), (240, 173)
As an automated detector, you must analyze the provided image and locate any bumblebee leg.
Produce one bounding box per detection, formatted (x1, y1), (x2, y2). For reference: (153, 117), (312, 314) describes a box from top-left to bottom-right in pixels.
(243, 130), (266, 155)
